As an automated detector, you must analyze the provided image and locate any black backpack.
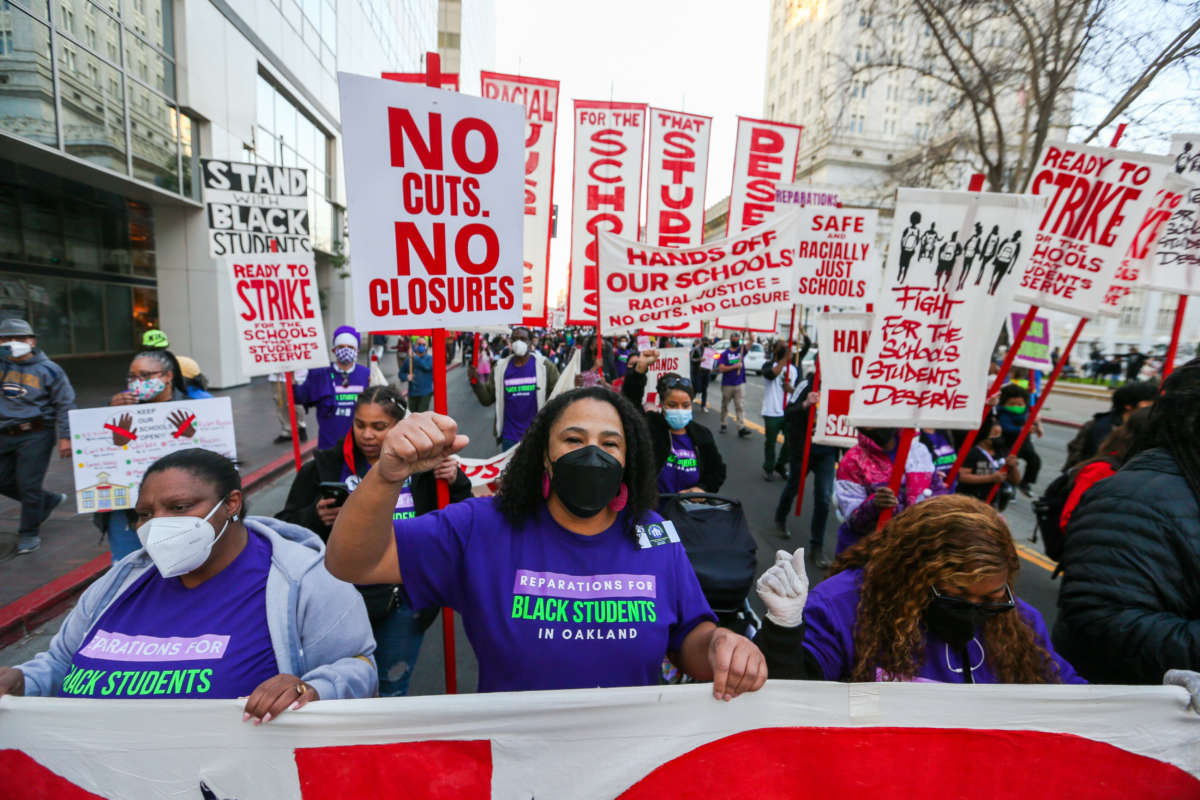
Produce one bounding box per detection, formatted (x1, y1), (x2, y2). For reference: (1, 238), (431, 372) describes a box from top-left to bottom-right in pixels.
(1034, 455), (1119, 566)
(760, 359), (776, 380)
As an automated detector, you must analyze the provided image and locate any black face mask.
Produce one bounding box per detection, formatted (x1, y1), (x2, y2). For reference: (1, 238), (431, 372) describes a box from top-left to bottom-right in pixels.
(988, 436), (1006, 450)
(549, 445), (624, 518)
(922, 587), (1016, 650)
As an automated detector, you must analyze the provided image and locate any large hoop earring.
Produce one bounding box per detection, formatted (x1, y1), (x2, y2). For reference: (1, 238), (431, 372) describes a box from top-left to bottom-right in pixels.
(542, 472), (551, 499)
(609, 483), (628, 512)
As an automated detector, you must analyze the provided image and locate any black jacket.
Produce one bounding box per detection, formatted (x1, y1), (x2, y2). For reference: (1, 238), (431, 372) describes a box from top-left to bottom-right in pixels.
(276, 438), (473, 541)
(1052, 447), (1200, 683)
(1064, 410), (1118, 471)
(621, 370), (726, 492)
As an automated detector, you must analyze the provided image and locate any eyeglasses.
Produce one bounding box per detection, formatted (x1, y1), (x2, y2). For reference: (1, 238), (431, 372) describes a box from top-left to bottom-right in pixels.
(930, 584), (1016, 617)
(662, 375), (694, 392)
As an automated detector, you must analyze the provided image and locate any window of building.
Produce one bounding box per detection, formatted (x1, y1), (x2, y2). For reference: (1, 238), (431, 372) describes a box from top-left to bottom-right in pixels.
(0, 30), (11, 55)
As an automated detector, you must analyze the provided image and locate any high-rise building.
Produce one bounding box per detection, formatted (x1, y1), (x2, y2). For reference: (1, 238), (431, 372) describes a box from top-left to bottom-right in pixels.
(0, 0), (437, 387)
(437, 0), (494, 93)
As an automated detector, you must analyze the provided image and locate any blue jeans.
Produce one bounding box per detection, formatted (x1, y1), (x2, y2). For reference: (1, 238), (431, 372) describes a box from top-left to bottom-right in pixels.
(108, 513), (141, 562)
(775, 445), (837, 548)
(373, 599), (426, 697)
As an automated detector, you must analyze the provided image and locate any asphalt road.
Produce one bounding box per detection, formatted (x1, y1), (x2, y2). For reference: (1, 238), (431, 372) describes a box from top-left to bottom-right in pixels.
(0, 360), (1106, 698)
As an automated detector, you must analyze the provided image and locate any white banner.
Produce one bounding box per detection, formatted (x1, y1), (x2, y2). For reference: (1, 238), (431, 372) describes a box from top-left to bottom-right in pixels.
(481, 71), (559, 327)
(813, 312), (872, 448)
(775, 182), (842, 209)
(68, 398), (237, 514)
(850, 189), (1044, 429)
(1144, 133), (1200, 295)
(2, 682), (1197, 799)
(793, 207), (881, 308)
(1101, 174), (1192, 313)
(338, 72), (525, 330)
(596, 214), (801, 334)
(641, 107), (712, 338)
(200, 159), (311, 257)
(717, 116), (803, 332)
(567, 101), (647, 325)
(639, 347), (690, 407)
(225, 256), (329, 376)
(1015, 141), (1174, 317)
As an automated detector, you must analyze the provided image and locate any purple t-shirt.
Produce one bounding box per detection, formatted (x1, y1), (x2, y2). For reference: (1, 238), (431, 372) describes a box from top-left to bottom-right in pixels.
(501, 357), (538, 443)
(802, 569), (1086, 684)
(61, 532), (278, 699)
(923, 431), (959, 485)
(614, 347), (635, 378)
(394, 497), (716, 692)
(657, 432), (700, 494)
(717, 348), (746, 387)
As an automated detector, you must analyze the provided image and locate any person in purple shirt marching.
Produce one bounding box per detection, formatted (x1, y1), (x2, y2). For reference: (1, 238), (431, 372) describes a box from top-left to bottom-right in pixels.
(621, 349), (725, 496)
(716, 335), (751, 437)
(325, 389), (767, 697)
(753, 495), (1085, 685)
(292, 325), (371, 450)
(469, 326), (561, 453)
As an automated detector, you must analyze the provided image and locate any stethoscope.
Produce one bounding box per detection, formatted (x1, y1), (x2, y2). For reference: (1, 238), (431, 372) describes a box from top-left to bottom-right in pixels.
(944, 637), (986, 683)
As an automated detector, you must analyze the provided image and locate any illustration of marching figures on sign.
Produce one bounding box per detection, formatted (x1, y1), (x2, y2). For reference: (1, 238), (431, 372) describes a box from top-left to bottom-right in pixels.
(897, 209), (1023, 297)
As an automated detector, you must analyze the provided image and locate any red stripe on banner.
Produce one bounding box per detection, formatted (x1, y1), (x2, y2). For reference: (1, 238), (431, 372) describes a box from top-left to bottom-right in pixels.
(294, 740), (492, 800)
(618, 727), (1200, 799)
(101, 423), (136, 441)
(0, 750), (108, 799)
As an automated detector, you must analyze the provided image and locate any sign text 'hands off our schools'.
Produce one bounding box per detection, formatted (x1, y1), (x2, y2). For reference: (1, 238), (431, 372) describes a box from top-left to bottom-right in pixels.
(338, 72), (525, 330)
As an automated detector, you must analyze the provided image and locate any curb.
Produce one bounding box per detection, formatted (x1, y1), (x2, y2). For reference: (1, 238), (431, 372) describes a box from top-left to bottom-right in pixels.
(0, 440), (318, 649)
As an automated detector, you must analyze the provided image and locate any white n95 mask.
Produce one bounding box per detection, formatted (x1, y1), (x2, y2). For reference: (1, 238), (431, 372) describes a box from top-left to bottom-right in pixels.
(511, 340), (529, 357)
(137, 498), (231, 578)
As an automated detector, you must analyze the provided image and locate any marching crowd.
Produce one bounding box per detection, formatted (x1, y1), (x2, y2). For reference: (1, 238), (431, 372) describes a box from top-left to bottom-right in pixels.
(1, 318), (1198, 724)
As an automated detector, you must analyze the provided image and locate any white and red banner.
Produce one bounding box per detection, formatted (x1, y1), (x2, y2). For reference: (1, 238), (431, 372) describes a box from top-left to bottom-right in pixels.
(850, 189), (1044, 429)
(596, 214), (801, 334)
(338, 72), (525, 330)
(226, 257), (329, 375)
(2, 682), (1198, 799)
(1144, 133), (1200, 295)
(813, 312), (872, 448)
(639, 347), (690, 407)
(1102, 174), (1192, 312)
(567, 101), (647, 325)
(641, 107), (713, 338)
(793, 208), (881, 308)
(716, 116), (803, 333)
(481, 71), (559, 327)
(1015, 141), (1174, 317)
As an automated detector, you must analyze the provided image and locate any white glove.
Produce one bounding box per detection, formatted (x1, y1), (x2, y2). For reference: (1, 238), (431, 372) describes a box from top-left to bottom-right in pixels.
(755, 548), (809, 629)
(1164, 669), (1200, 714)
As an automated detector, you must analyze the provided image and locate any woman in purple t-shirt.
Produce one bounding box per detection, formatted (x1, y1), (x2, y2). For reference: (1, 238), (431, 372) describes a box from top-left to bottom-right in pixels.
(326, 388), (767, 698)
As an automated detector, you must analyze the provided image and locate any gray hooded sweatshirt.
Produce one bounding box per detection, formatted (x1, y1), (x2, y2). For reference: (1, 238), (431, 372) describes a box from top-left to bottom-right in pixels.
(0, 350), (76, 437)
(17, 516), (378, 701)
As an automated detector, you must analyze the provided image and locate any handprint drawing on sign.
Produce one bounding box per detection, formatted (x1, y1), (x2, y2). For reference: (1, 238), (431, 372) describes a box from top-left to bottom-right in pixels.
(104, 413), (138, 446)
(168, 409), (198, 439)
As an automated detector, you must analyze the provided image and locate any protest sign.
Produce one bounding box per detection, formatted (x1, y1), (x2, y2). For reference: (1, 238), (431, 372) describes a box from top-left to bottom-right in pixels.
(225, 257), (329, 376)
(717, 115), (803, 333)
(1014, 141), (1174, 317)
(641, 107), (712, 338)
(596, 213), (801, 334)
(1005, 311), (1054, 372)
(481, 71), (559, 327)
(1143, 134), (1200, 295)
(200, 159), (311, 257)
(338, 72), (525, 330)
(67, 398), (237, 514)
(567, 101), (647, 325)
(813, 312), (872, 448)
(1102, 174), (1192, 312)
(639, 347), (690, 407)
(793, 207), (881, 307)
(2, 682), (1196, 799)
(850, 189), (1044, 429)
(775, 182), (842, 208)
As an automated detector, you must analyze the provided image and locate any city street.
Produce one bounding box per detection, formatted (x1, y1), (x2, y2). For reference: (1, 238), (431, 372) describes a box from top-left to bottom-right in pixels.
(0, 356), (1107, 696)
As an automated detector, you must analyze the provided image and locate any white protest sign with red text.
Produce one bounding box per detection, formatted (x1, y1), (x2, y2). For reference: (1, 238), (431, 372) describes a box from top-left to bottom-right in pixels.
(1143, 133), (1200, 295)
(850, 189), (1044, 429)
(1015, 141), (1173, 317)
(794, 208), (880, 308)
(227, 258), (329, 375)
(641, 107), (712, 337)
(716, 116), (802, 332)
(481, 71), (559, 327)
(338, 72), (525, 330)
(640, 347), (690, 407)
(1102, 174), (1191, 312)
(567, 101), (647, 325)
(813, 312), (872, 448)
(596, 213), (801, 334)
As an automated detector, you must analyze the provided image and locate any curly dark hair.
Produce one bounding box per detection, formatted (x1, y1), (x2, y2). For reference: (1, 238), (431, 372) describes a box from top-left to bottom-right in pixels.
(830, 494), (1062, 684)
(494, 386), (656, 541)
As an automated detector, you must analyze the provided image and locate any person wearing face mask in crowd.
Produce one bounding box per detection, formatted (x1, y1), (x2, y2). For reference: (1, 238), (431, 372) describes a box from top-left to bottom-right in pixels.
(833, 427), (947, 556)
(0, 318), (75, 559)
(716, 334), (751, 437)
(398, 335), (434, 412)
(469, 326), (561, 452)
(277, 387), (471, 696)
(613, 336), (635, 380)
(956, 417), (1020, 510)
(292, 326), (371, 450)
(0, 448), (377, 719)
(623, 351), (726, 496)
(996, 383), (1042, 496)
(324, 392), (768, 698)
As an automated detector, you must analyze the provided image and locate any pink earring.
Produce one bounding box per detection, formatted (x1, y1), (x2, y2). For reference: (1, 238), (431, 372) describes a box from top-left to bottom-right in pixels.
(542, 472), (551, 499)
(609, 483), (628, 512)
